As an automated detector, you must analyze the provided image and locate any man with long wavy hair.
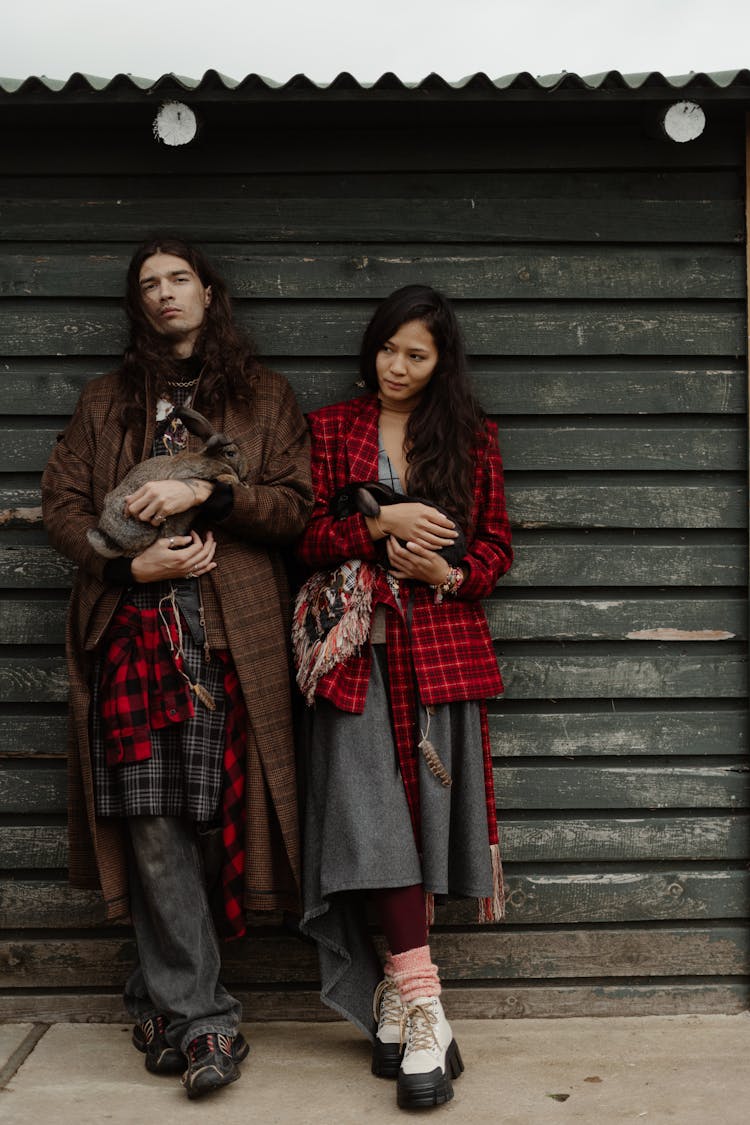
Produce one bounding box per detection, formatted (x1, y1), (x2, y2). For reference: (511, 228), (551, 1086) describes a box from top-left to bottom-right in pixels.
(42, 237), (312, 1098)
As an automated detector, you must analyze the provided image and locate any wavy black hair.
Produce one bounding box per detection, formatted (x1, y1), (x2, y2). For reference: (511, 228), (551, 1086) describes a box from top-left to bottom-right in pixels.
(118, 235), (256, 410)
(359, 284), (484, 528)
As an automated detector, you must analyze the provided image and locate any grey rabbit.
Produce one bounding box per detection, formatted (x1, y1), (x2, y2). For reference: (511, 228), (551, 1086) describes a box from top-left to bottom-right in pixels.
(86, 406), (248, 559)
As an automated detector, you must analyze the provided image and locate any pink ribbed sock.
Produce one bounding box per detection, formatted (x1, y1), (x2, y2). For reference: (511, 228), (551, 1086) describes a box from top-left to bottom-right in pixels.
(390, 944), (441, 1004)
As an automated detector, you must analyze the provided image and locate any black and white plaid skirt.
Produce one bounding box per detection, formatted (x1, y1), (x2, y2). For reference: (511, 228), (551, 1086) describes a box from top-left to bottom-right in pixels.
(91, 582), (227, 821)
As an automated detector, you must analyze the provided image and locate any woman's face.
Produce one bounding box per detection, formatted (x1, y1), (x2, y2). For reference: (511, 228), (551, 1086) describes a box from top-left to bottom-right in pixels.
(375, 319), (439, 410)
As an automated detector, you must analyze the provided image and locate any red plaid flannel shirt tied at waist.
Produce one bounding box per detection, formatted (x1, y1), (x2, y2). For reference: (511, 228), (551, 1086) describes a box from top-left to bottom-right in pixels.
(99, 603), (194, 767)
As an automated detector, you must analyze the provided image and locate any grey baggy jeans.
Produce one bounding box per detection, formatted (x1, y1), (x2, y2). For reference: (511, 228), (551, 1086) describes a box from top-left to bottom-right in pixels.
(123, 815), (242, 1054)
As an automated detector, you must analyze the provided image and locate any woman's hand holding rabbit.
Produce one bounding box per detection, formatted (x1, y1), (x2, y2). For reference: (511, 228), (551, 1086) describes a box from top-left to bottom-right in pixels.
(130, 529), (217, 584)
(125, 478), (214, 526)
(385, 536), (454, 585)
(365, 502), (458, 550)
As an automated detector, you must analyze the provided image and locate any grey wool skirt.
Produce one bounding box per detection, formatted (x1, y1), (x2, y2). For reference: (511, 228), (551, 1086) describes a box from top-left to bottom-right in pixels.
(299, 645), (494, 1040)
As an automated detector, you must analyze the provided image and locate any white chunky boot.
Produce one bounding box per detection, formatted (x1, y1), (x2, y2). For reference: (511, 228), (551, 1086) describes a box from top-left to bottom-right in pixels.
(397, 995), (464, 1109)
(371, 976), (405, 1078)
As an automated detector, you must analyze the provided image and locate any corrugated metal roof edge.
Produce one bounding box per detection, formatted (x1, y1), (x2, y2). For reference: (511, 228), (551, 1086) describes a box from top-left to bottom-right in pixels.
(2, 67), (750, 98)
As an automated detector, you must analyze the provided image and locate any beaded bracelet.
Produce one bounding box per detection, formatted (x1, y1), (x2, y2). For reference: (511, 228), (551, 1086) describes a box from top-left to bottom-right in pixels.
(432, 565), (465, 604)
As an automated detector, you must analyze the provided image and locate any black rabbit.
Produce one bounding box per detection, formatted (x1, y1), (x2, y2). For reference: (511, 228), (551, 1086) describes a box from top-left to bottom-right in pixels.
(331, 481), (466, 566)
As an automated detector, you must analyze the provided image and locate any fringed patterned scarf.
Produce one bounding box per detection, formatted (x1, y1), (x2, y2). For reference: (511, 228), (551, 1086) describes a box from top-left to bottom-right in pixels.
(292, 559), (379, 704)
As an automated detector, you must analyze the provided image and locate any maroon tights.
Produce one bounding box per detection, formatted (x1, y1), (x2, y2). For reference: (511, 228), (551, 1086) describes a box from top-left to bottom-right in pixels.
(370, 883), (428, 955)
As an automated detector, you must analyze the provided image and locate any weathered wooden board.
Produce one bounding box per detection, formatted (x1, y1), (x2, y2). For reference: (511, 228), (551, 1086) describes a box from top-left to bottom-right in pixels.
(4, 815), (747, 869)
(7, 421), (748, 473)
(1, 168), (741, 202)
(2, 595), (746, 647)
(498, 815), (750, 861)
(497, 646), (747, 699)
(499, 868), (750, 923)
(487, 707), (747, 757)
(0, 766), (67, 813)
(505, 535), (747, 587)
(0, 599), (69, 644)
(1, 539), (744, 591)
(486, 597), (746, 642)
(1, 535), (747, 590)
(0, 547), (75, 588)
(493, 765), (750, 809)
(3, 482), (746, 530)
(2, 358), (745, 415)
(0, 657), (69, 702)
(0, 706), (743, 762)
(1, 824), (68, 868)
(507, 482), (747, 529)
(2, 243), (744, 299)
(1, 925), (745, 988)
(3, 760), (747, 816)
(2, 981), (747, 1023)
(0, 646), (744, 703)
(500, 423), (747, 472)
(0, 712), (67, 755)
(0, 300), (745, 357)
(3, 868), (747, 928)
(0, 881), (108, 928)
(0, 196), (743, 243)
(3, 122), (741, 174)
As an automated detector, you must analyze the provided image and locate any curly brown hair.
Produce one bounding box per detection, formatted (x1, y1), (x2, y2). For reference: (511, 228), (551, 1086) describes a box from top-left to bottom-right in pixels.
(118, 235), (257, 411)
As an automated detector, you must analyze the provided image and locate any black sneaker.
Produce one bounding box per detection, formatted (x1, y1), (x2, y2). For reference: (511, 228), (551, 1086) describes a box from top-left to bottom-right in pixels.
(134, 1018), (249, 1077)
(132, 1014), (185, 1075)
(181, 1032), (241, 1098)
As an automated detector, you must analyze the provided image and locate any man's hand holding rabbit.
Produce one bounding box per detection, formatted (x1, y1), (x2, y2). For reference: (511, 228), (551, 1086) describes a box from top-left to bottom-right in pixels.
(125, 478), (215, 526)
(130, 529), (217, 583)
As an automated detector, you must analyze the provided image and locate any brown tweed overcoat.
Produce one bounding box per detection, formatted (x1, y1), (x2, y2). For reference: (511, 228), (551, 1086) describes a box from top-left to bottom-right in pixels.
(41, 363), (313, 921)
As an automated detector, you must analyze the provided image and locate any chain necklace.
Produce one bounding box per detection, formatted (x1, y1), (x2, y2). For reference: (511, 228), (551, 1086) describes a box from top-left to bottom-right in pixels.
(166, 375), (199, 388)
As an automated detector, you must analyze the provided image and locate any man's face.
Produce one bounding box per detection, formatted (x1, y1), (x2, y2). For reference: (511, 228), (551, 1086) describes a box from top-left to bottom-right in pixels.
(138, 253), (212, 357)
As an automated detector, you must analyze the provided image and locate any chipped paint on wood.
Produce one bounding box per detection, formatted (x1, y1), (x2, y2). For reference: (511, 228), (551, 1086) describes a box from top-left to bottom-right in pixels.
(626, 628), (736, 641)
(0, 507), (42, 526)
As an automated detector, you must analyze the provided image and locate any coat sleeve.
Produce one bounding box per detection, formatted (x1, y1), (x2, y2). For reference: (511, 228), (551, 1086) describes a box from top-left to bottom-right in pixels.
(216, 374), (314, 545)
(295, 408), (379, 568)
(456, 421), (514, 601)
(41, 387), (111, 583)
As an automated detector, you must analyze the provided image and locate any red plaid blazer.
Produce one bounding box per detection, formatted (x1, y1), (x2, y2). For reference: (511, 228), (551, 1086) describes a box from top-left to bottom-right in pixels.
(296, 394), (513, 710)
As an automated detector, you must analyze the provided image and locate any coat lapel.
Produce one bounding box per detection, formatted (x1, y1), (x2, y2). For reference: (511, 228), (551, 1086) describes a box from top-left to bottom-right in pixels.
(346, 395), (380, 482)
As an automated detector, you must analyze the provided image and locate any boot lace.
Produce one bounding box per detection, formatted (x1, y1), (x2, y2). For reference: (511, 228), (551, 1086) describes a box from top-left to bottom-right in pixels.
(373, 977), (404, 1034)
(405, 1000), (440, 1054)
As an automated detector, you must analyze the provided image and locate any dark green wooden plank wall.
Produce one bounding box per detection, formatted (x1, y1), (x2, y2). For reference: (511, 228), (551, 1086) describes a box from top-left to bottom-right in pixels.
(0, 94), (747, 1021)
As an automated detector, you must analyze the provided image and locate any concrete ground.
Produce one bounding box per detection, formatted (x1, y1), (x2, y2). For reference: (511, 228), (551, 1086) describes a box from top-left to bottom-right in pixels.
(1, 1014), (749, 1125)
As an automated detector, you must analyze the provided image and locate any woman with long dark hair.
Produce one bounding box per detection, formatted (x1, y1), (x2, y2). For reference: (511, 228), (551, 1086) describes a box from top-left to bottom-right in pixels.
(293, 285), (513, 1110)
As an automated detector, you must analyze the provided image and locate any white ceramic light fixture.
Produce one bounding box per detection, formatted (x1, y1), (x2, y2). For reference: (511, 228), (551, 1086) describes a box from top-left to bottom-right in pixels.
(153, 101), (198, 146)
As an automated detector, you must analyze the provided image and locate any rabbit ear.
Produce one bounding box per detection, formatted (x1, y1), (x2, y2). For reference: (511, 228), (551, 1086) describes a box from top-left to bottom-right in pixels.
(174, 406), (215, 441)
(204, 433), (236, 456)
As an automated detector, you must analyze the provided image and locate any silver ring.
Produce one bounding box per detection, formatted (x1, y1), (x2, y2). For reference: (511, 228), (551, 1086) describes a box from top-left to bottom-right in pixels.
(168, 537), (175, 547)
(186, 571), (197, 579)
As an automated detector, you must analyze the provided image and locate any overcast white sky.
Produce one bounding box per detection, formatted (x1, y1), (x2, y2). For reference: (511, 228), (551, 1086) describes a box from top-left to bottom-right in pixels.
(2, 0), (749, 84)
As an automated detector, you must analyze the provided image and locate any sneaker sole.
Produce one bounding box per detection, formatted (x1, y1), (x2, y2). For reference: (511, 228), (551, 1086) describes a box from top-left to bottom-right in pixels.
(396, 1039), (464, 1109)
(184, 1062), (240, 1099)
(371, 1039), (403, 1079)
(134, 1027), (249, 1073)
